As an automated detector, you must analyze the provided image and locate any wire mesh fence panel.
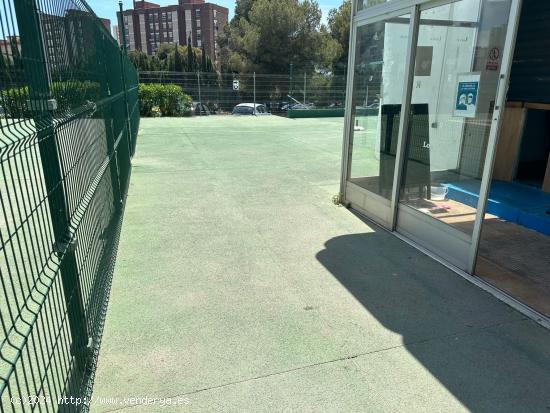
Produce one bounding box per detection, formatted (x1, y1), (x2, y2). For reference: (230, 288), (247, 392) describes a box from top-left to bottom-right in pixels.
(139, 71), (348, 116)
(0, 0), (139, 411)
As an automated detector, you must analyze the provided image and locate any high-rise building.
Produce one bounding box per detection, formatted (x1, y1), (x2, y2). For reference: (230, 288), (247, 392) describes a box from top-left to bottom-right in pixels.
(117, 0), (228, 66)
(100, 18), (112, 34)
(0, 36), (21, 64)
(112, 25), (120, 44)
(37, 11), (115, 70)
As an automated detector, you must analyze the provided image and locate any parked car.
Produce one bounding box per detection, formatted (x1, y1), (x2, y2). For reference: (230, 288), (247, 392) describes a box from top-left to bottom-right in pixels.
(232, 103), (270, 116)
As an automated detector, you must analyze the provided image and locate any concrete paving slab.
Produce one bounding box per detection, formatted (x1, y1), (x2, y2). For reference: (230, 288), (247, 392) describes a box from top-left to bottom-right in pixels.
(91, 117), (550, 413)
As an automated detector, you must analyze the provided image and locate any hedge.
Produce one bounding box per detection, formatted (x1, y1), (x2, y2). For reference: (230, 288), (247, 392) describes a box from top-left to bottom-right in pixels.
(0, 81), (101, 118)
(1, 81), (193, 119)
(138, 83), (192, 117)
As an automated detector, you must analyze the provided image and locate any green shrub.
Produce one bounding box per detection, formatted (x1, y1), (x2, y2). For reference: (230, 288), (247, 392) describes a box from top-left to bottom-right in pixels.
(0, 80), (101, 118)
(0, 85), (30, 118)
(139, 83), (192, 117)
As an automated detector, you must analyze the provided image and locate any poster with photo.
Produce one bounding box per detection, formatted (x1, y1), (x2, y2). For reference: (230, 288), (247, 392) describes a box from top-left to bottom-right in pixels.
(454, 73), (481, 118)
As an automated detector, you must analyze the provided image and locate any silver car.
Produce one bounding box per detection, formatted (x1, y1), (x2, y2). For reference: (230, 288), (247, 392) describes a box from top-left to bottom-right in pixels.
(232, 103), (270, 116)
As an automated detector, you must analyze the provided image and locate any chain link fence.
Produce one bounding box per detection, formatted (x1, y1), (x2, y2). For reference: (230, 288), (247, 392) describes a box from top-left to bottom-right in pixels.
(0, 0), (139, 411)
(139, 71), (348, 116)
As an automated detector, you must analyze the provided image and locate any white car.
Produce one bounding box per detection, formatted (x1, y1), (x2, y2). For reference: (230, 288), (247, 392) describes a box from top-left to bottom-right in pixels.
(232, 103), (270, 116)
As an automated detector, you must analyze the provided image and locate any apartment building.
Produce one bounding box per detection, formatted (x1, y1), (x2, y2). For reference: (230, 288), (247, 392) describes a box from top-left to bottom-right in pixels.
(0, 36), (20, 64)
(117, 0), (228, 65)
(112, 25), (120, 45)
(100, 18), (112, 34)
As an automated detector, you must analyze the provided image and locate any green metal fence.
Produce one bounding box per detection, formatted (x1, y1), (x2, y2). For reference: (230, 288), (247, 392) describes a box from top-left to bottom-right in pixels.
(0, 0), (139, 411)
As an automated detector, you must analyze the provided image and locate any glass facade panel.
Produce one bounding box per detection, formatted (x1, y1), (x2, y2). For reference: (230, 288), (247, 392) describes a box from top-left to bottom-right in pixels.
(399, 0), (512, 235)
(349, 15), (410, 199)
(357, 0), (393, 12)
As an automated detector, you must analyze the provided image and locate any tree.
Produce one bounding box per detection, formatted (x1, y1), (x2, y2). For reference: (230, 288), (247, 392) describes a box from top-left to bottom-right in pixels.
(327, 0), (351, 75)
(220, 0), (340, 75)
(173, 42), (184, 72)
(201, 44), (207, 72)
(128, 50), (150, 71)
(127, 43), (215, 74)
(234, 0), (257, 22)
(187, 36), (195, 72)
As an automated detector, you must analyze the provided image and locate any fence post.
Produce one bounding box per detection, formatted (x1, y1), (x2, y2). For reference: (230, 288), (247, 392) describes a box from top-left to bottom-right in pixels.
(304, 72), (307, 105)
(253, 72), (256, 114)
(197, 71), (202, 116)
(97, 25), (122, 212)
(290, 62), (293, 95)
(118, 0), (133, 156)
(14, 0), (90, 373)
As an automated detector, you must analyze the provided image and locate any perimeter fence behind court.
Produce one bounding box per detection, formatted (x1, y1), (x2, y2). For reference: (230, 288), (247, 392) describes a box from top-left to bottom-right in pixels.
(139, 71), (351, 115)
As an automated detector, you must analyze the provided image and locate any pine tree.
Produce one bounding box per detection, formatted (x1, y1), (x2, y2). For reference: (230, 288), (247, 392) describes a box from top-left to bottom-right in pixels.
(186, 36), (194, 72)
(174, 42), (183, 72)
(201, 44), (207, 72)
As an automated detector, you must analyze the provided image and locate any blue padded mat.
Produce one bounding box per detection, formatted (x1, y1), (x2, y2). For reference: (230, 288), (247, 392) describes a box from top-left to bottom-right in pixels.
(445, 180), (550, 235)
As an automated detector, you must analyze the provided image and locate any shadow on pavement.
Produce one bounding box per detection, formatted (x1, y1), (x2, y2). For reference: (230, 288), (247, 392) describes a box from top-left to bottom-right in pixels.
(316, 217), (550, 411)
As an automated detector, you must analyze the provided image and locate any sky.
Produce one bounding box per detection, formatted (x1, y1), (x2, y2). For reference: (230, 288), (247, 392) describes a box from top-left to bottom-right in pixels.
(88, 0), (344, 28)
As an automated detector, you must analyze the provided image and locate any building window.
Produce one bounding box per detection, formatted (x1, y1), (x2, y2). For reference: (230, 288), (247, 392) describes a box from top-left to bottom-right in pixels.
(195, 9), (201, 17)
(213, 10), (217, 17)
(196, 19), (200, 28)
(185, 10), (192, 42)
(197, 39), (202, 47)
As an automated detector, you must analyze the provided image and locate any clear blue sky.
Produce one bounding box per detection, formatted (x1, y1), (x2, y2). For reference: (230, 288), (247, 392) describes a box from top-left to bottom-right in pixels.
(87, 0), (344, 28)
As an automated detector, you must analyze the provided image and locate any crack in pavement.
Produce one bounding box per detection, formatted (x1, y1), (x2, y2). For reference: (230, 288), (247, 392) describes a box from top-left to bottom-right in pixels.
(101, 317), (527, 412)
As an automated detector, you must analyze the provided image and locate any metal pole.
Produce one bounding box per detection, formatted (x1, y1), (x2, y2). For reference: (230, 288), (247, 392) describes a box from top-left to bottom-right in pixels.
(14, 0), (90, 373)
(290, 62), (293, 95)
(339, 0), (358, 199)
(97, 26), (122, 212)
(304, 72), (306, 105)
(389, 5), (421, 230)
(253, 72), (256, 114)
(197, 71), (202, 116)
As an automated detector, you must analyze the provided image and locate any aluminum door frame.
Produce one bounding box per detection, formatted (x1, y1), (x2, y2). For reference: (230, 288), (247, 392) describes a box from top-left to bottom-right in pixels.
(340, 0), (421, 229)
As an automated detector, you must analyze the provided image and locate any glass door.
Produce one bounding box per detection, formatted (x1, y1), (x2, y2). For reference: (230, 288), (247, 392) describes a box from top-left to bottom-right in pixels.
(343, 8), (413, 228)
(395, 0), (516, 270)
